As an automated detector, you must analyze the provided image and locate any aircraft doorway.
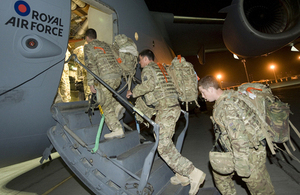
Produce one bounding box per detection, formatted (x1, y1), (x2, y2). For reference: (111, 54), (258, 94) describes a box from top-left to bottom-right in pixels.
(56, 0), (118, 103)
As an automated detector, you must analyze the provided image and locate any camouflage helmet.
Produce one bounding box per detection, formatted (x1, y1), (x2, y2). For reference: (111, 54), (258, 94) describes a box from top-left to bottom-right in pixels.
(209, 151), (234, 174)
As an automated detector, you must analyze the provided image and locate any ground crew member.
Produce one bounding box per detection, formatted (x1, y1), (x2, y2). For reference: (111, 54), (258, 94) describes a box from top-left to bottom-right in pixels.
(126, 49), (206, 195)
(198, 75), (275, 195)
(84, 28), (125, 139)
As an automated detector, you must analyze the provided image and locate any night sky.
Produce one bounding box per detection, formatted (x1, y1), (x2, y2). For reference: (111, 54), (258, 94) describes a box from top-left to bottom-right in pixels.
(144, 0), (300, 87)
(144, 0), (231, 18)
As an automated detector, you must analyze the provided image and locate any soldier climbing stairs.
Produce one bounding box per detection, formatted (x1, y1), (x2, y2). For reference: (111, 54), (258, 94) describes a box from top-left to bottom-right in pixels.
(44, 55), (220, 195)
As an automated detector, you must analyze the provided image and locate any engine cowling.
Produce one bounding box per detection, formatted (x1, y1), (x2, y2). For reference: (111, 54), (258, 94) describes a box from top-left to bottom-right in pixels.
(222, 0), (300, 58)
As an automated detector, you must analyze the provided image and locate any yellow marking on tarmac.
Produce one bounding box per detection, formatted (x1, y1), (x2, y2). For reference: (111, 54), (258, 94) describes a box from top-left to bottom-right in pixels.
(42, 174), (74, 195)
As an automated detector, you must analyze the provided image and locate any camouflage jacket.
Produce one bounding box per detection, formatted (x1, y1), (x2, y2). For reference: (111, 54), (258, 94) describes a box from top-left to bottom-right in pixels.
(132, 61), (178, 109)
(212, 90), (265, 177)
(84, 39), (122, 86)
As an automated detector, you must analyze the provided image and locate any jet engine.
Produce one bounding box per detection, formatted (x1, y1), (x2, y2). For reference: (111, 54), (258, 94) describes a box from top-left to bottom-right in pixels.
(222, 0), (300, 58)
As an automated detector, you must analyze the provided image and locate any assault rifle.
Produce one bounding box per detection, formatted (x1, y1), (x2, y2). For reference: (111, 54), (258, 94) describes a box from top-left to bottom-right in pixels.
(212, 122), (229, 152)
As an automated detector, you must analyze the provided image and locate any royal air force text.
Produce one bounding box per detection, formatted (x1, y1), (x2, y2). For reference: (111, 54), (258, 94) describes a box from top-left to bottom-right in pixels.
(5, 10), (64, 37)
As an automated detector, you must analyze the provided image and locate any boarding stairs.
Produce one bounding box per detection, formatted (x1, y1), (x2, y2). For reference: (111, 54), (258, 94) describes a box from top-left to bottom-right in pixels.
(44, 55), (220, 194)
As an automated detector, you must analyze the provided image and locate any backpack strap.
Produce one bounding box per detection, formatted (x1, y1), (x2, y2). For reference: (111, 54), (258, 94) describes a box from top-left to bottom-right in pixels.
(230, 92), (277, 154)
(157, 63), (168, 83)
(288, 120), (300, 152)
(194, 100), (200, 109)
(274, 142), (300, 164)
(94, 46), (106, 53)
(261, 125), (277, 155)
(252, 94), (277, 155)
(167, 64), (180, 93)
(289, 120), (300, 138)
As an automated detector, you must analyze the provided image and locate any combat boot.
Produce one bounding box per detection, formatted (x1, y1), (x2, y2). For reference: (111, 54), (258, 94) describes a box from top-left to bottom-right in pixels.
(115, 104), (126, 120)
(188, 168), (206, 195)
(104, 129), (125, 139)
(170, 173), (190, 186)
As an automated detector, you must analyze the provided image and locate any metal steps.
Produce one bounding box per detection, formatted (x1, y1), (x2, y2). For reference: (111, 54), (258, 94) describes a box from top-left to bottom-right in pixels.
(43, 56), (222, 194)
(47, 101), (159, 194)
(46, 101), (220, 194)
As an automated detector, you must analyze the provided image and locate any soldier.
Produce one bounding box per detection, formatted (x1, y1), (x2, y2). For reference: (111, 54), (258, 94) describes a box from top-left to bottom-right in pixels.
(84, 28), (125, 139)
(55, 49), (71, 103)
(198, 75), (275, 195)
(73, 45), (91, 100)
(126, 49), (206, 195)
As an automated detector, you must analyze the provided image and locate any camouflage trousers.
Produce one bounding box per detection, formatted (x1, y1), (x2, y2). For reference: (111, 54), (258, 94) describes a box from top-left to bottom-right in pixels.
(83, 69), (91, 100)
(95, 78), (123, 132)
(212, 145), (275, 195)
(59, 63), (71, 102)
(156, 105), (195, 176)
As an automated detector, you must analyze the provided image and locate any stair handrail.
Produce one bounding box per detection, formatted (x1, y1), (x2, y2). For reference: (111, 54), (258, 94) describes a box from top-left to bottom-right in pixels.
(70, 54), (156, 127)
(175, 110), (189, 152)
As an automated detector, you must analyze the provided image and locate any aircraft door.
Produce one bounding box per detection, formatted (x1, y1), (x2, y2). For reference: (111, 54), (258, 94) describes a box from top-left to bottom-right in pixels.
(0, 0), (70, 167)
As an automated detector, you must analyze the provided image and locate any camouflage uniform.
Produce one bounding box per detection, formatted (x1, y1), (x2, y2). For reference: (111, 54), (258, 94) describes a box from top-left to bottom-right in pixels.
(212, 90), (275, 195)
(59, 62), (71, 102)
(84, 39), (123, 133)
(56, 50), (71, 103)
(73, 46), (91, 100)
(132, 61), (195, 176)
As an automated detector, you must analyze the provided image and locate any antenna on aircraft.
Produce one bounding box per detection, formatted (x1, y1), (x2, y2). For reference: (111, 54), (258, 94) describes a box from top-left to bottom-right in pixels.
(241, 59), (250, 83)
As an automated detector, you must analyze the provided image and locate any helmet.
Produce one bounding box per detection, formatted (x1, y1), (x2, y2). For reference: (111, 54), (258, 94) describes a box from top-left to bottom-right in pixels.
(209, 151), (234, 174)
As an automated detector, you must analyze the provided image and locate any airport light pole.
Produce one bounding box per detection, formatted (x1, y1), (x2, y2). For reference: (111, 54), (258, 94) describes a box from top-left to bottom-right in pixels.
(270, 65), (277, 83)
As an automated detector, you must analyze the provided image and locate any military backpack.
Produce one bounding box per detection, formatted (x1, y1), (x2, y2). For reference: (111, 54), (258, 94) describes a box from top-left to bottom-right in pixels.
(166, 55), (199, 111)
(233, 83), (300, 162)
(112, 34), (138, 90)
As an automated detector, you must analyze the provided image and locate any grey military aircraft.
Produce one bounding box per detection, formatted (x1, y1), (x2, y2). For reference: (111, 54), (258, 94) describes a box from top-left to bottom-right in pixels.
(1, 0), (300, 194)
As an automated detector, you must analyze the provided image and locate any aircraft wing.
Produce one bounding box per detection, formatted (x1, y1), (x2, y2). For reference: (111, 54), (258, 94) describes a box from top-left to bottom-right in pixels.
(148, 0), (300, 62)
(150, 12), (226, 58)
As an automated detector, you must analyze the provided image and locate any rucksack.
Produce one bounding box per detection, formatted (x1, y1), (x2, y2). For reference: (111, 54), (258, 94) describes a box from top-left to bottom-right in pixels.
(166, 55), (199, 111)
(112, 34), (138, 90)
(234, 83), (300, 162)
